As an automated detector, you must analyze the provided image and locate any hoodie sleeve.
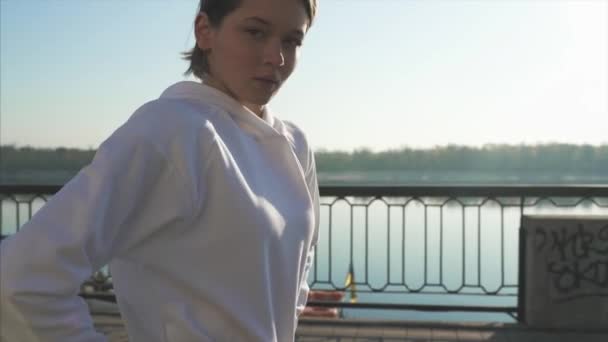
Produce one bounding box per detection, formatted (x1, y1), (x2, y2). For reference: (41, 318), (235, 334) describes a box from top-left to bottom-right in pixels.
(0, 112), (193, 342)
(295, 146), (320, 318)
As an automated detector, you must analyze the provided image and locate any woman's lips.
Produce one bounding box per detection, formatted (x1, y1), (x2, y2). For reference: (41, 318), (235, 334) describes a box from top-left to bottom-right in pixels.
(253, 77), (279, 89)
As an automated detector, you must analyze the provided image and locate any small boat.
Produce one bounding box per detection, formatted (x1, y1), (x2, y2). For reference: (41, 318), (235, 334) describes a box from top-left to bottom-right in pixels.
(301, 305), (340, 318)
(301, 290), (345, 318)
(308, 290), (345, 302)
(302, 264), (357, 319)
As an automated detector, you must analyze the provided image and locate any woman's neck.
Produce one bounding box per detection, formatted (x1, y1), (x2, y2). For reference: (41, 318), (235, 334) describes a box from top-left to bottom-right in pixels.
(243, 103), (264, 118)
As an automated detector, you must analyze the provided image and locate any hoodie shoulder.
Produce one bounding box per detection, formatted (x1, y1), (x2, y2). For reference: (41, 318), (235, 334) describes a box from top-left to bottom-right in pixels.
(132, 98), (216, 132)
(126, 98), (220, 142)
(101, 98), (220, 164)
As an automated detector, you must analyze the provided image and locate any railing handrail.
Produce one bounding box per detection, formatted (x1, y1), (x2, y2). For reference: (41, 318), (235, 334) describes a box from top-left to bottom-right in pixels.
(2, 184), (608, 197)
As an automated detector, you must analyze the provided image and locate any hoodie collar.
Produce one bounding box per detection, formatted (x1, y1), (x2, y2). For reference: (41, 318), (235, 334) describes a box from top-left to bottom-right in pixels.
(160, 81), (285, 139)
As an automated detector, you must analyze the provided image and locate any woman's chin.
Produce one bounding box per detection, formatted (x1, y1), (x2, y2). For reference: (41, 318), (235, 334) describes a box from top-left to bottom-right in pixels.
(245, 91), (276, 107)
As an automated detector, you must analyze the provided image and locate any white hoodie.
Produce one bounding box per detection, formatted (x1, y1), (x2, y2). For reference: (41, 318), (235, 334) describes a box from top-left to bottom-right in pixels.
(0, 81), (320, 342)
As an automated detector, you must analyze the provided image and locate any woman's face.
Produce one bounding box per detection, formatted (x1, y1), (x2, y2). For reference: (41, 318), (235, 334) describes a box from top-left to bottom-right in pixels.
(195, 0), (309, 115)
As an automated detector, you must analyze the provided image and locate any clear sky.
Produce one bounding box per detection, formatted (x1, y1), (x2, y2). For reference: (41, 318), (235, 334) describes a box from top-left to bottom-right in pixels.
(1, 0), (606, 151)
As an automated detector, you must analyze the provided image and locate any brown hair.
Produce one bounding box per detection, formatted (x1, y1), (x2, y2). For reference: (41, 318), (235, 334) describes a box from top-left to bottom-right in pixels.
(182, 0), (318, 80)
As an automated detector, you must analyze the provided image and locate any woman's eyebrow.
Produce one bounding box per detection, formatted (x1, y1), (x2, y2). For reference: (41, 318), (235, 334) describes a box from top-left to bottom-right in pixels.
(243, 16), (304, 37)
(243, 16), (271, 26)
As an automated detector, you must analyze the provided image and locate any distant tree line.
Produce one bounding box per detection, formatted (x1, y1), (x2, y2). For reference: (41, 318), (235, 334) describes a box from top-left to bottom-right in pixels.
(1, 143), (607, 175)
(315, 144), (608, 173)
(1, 145), (96, 173)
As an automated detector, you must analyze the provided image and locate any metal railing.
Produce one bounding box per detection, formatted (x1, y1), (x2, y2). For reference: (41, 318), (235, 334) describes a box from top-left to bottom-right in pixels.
(2, 184), (608, 317)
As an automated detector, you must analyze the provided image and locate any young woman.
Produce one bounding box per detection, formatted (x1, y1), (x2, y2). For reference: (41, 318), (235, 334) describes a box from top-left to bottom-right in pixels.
(0, 0), (319, 341)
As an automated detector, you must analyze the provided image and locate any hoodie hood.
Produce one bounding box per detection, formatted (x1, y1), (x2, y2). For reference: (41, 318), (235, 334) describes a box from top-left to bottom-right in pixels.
(159, 81), (289, 140)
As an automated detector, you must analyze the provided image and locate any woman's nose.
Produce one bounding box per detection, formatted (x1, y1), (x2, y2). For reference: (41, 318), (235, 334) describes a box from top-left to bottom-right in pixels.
(264, 41), (285, 67)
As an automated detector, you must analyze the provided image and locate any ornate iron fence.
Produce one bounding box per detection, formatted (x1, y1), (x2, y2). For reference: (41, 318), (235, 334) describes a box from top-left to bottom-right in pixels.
(2, 184), (608, 317)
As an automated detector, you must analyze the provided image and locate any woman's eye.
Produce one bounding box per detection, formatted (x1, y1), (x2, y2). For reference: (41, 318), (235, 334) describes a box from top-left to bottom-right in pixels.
(284, 38), (302, 48)
(245, 28), (265, 39)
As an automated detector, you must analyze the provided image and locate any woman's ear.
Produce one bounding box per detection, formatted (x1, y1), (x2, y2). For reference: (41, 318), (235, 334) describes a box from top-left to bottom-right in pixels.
(194, 13), (214, 51)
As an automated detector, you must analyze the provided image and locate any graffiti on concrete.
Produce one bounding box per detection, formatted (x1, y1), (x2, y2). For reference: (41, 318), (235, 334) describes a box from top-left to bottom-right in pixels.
(534, 223), (608, 302)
